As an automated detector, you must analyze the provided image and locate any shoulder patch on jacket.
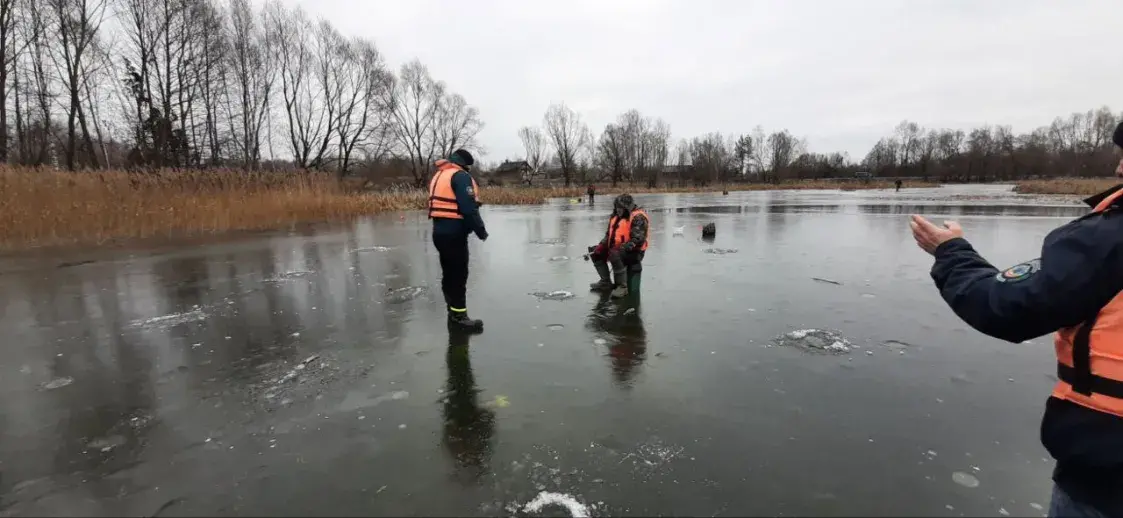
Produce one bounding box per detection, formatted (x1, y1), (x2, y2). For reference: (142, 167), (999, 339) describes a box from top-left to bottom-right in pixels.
(996, 259), (1040, 283)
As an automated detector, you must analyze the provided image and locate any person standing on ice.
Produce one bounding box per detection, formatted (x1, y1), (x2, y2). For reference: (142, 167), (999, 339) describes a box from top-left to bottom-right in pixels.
(911, 121), (1123, 518)
(428, 149), (487, 333)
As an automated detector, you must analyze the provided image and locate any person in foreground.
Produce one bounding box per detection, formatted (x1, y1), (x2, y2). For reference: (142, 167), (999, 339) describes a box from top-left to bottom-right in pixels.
(429, 149), (487, 333)
(910, 121), (1123, 518)
(588, 194), (648, 298)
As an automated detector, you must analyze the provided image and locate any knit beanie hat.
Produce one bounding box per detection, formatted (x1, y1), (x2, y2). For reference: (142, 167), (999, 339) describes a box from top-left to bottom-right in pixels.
(450, 149), (475, 168)
(1113, 121), (1123, 148)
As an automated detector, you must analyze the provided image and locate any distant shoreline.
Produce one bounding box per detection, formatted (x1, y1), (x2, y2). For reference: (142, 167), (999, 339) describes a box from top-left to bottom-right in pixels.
(6, 166), (1089, 251)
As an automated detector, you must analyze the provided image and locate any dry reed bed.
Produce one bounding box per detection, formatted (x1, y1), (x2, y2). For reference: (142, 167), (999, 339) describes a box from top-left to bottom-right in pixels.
(0, 168), (933, 249)
(1013, 178), (1119, 196)
(0, 169), (421, 249)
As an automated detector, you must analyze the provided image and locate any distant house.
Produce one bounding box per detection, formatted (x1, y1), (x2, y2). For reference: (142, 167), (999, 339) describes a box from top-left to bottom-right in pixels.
(854, 171), (872, 179)
(492, 160), (532, 183)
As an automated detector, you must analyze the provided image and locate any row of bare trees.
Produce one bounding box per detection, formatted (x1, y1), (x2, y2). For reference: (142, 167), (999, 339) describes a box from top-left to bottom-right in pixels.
(515, 105), (1122, 186)
(517, 104), (818, 187)
(863, 107), (1122, 182)
(0, 0), (483, 183)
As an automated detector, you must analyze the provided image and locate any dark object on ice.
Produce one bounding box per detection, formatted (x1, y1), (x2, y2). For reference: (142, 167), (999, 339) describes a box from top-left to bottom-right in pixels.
(722, 189), (729, 195)
(812, 277), (842, 286)
(701, 223), (716, 238)
(58, 259), (95, 269)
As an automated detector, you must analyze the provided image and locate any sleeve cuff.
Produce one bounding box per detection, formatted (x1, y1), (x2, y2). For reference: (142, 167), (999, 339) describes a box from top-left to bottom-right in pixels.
(933, 237), (971, 258)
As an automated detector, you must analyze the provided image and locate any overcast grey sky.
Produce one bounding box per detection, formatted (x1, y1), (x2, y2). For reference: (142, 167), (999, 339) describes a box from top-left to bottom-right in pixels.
(286, 0), (1120, 163)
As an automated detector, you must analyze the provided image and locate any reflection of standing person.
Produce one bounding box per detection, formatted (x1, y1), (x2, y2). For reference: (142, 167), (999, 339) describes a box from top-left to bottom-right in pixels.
(442, 332), (496, 484)
(429, 149), (487, 332)
(585, 294), (648, 389)
(588, 194), (649, 298)
(909, 121), (1123, 518)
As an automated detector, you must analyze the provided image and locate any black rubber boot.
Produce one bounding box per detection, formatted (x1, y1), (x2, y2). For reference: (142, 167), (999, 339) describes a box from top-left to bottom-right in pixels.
(448, 310), (484, 333)
(611, 268), (628, 298)
(590, 262), (613, 290)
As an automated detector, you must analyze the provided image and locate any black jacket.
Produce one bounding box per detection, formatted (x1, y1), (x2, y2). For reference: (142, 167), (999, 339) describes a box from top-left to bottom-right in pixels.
(929, 185), (1123, 515)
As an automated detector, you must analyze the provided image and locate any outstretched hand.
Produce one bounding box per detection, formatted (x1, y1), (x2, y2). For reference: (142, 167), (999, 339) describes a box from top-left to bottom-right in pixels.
(910, 215), (963, 255)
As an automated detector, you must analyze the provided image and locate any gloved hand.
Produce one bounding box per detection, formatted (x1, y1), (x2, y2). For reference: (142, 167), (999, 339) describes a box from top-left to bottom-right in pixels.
(589, 244), (604, 255)
(476, 228), (489, 241)
(623, 241), (636, 252)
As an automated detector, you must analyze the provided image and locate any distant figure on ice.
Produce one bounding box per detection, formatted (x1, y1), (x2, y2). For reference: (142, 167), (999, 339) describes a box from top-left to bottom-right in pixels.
(587, 184), (596, 203)
(588, 194), (649, 298)
(895, 179), (903, 192)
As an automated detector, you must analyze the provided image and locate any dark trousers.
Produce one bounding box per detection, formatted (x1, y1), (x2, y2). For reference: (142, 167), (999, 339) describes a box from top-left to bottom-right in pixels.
(591, 248), (644, 283)
(433, 232), (470, 310)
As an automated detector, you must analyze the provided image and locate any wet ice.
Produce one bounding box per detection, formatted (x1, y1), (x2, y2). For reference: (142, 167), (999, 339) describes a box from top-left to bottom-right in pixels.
(952, 471), (980, 488)
(352, 246), (395, 252)
(128, 308), (207, 329)
(264, 270), (315, 282)
(773, 329), (853, 354)
(42, 377), (74, 390)
(385, 286), (428, 303)
(522, 491), (591, 518)
(531, 290), (575, 301)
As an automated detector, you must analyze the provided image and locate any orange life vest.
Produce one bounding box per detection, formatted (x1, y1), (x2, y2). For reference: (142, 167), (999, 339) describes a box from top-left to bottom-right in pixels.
(428, 159), (480, 219)
(606, 208), (650, 251)
(1053, 187), (1123, 417)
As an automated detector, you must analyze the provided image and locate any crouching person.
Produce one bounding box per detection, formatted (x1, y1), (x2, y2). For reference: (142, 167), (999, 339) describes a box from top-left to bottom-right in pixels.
(588, 194), (649, 298)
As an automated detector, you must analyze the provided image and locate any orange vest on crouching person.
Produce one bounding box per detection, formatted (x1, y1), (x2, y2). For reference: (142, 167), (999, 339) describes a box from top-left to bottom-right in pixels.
(427, 160), (479, 219)
(606, 209), (650, 251)
(1054, 187), (1123, 418)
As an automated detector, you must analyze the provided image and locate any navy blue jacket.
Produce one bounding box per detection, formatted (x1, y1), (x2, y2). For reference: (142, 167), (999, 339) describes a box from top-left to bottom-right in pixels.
(432, 170), (487, 239)
(930, 185), (1123, 515)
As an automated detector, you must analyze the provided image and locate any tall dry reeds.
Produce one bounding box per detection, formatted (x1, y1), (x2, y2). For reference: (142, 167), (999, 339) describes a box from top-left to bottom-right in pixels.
(1013, 178), (1119, 196)
(0, 168), (423, 249)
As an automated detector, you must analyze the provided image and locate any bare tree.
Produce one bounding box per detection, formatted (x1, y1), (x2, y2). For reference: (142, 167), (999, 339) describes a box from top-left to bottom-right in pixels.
(431, 91), (482, 160)
(733, 134), (753, 178)
(688, 132), (732, 185)
(224, 0), (274, 169)
(765, 129), (804, 176)
(194, 0), (227, 165)
(265, 1), (321, 168)
(542, 102), (588, 187)
(333, 37), (390, 177)
(0, 0), (29, 162)
(595, 123), (626, 186)
(386, 59), (443, 186)
(644, 118), (671, 186)
(16, 0), (54, 165)
(895, 120), (921, 168)
(305, 20), (345, 169)
(517, 125), (546, 183)
(47, 0), (108, 170)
